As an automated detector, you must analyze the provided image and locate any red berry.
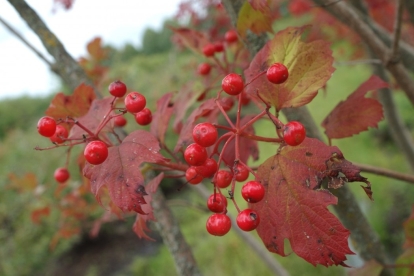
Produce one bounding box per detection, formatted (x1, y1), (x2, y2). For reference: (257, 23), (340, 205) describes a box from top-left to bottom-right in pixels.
(84, 140), (108, 165)
(184, 143), (208, 166)
(54, 167), (70, 183)
(114, 115), (127, 127)
(185, 166), (204, 184)
(135, 108), (152, 125)
(197, 63), (212, 75)
(195, 158), (218, 178)
(108, 80), (127, 97)
(207, 193), (227, 213)
(222, 73), (244, 96)
(266, 63), (289, 84)
(220, 97), (234, 111)
(236, 209), (260, 231)
(202, 43), (216, 57)
(241, 181), (265, 203)
(124, 92), (146, 113)
(49, 125), (68, 144)
(192, 123), (218, 147)
(37, 116), (57, 137)
(206, 214), (231, 236)
(224, 30), (238, 43)
(215, 170), (233, 188)
(234, 163), (249, 182)
(283, 121), (306, 146)
(214, 42), (224, 52)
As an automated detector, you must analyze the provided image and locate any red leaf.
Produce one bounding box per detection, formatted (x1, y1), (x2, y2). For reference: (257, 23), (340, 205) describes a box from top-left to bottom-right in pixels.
(170, 27), (210, 55)
(248, 0), (269, 11)
(252, 138), (364, 266)
(31, 206), (50, 224)
(322, 75), (387, 139)
(133, 173), (164, 240)
(237, 1), (273, 37)
(244, 26), (334, 111)
(150, 93), (174, 145)
(83, 130), (167, 214)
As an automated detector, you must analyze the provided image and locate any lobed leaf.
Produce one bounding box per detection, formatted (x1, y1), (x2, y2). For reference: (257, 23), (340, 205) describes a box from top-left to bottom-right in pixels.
(170, 27), (210, 55)
(244, 26), (334, 111)
(237, 1), (273, 38)
(150, 93), (174, 146)
(322, 75), (387, 139)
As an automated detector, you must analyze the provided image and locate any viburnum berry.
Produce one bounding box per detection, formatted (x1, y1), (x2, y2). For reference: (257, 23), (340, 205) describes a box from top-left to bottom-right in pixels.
(197, 63), (212, 76)
(37, 116), (57, 137)
(135, 108), (152, 125)
(207, 193), (227, 213)
(124, 92), (146, 114)
(236, 209), (260, 231)
(241, 181), (265, 203)
(224, 30), (238, 43)
(192, 122), (218, 147)
(108, 80), (127, 97)
(54, 167), (70, 183)
(195, 158), (218, 178)
(234, 163), (249, 182)
(84, 140), (108, 165)
(206, 213), (231, 236)
(220, 97), (234, 111)
(215, 170), (233, 188)
(266, 63), (289, 84)
(114, 115), (127, 127)
(185, 166), (204, 184)
(184, 143), (208, 166)
(222, 73), (244, 96)
(214, 42), (224, 52)
(283, 121), (306, 146)
(49, 125), (68, 144)
(202, 43), (216, 57)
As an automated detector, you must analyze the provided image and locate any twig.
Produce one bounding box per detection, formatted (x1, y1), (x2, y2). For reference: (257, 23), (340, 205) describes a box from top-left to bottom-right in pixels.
(334, 59), (381, 66)
(355, 163), (414, 184)
(389, 0), (404, 64)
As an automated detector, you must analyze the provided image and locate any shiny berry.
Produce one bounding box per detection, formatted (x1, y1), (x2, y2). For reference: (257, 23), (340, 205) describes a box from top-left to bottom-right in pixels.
(206, 214), (231, 236)
(49, 125), (68, 144)
(185, 166), (203, 184)
(224, 30), (238, 43)
(114, 115), (127, 127)
(234, 163), (249, 182)
(283, 121), (306, 146)
(207, 193), (227, 213)
(124, 92), (146, 113)
(108, 80), (127, 97)
(222, 73), (244, 96)
(37, 116), (57, 137)
(236, 209), (260, 231)
(54, 167), (70, 183)
(202, 43), (216, 57)
(135, 108), (152, 125)
(184, 143), (208, 166)
(267, 63), (289, 84)
(215, 170), (233, 188)
(241, 181), (265, 203)
(84, 140), (108, 165)
(192, 123), (218, 147)
(197, 63), (212, 75)
(195, 158), (218, 178)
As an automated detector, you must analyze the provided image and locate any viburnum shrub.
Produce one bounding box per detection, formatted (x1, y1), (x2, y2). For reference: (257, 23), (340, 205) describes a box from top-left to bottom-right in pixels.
(35, 24), (386, 268)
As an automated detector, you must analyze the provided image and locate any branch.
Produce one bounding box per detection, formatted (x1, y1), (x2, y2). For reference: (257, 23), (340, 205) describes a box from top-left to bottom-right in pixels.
(356, 163), (414, 184)
(390, 0), (404, 63)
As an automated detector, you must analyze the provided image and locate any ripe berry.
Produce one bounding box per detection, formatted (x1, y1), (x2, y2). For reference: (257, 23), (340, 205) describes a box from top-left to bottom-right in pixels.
(195, 158), (218, 178)
(49, 125), (68, 144)
(214, 42), (224, 52)
(124, 92), (146, 114)
(222, 73), (244, 96)
(197, 63), (212, 75)
(84, 140), (109, 165)
(215, 170), (233, 188)
(185, 166), (204, 184)
(224, 30), (238, 43)
(114, 115), (127, 127)
(220, 97), (234, 111)
(283, 121), (306, 146)
(234, 163), (249, 182)
(241, 181), (265, 203)
(135, 108), (152, 125)
(108, 80), (127, 97)
(202, 43), (216, 57)
(236, 209), (260, 231)
(54, 167), (70, 183)
(206, 214), (231, 236)
(266, 63), (289, 84)
(184, 143), (208, 166)
(37, 116), (57, 137)
(207, 193), (227, 213)
(192, 122), (218, 147)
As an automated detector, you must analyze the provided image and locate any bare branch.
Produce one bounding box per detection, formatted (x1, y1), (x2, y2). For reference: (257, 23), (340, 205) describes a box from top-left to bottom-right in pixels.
(390, 0), (405, 63)
(356, 163), (414, 184)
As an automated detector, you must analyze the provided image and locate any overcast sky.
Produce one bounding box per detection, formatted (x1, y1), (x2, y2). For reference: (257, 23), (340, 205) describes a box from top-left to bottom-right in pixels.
(0, 0), (182, 99)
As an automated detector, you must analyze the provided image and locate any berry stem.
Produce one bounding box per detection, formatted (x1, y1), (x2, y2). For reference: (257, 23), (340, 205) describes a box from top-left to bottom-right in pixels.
(244, 71), (267, 88)
(67, 117), (95, 138)
(215, 97), (235, 129)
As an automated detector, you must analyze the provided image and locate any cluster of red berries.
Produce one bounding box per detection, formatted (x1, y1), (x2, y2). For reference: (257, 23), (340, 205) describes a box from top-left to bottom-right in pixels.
(36, 80), (152, 184)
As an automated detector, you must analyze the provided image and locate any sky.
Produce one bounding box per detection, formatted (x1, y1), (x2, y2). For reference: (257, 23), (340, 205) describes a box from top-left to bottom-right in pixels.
(0, 0), (183, 99)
